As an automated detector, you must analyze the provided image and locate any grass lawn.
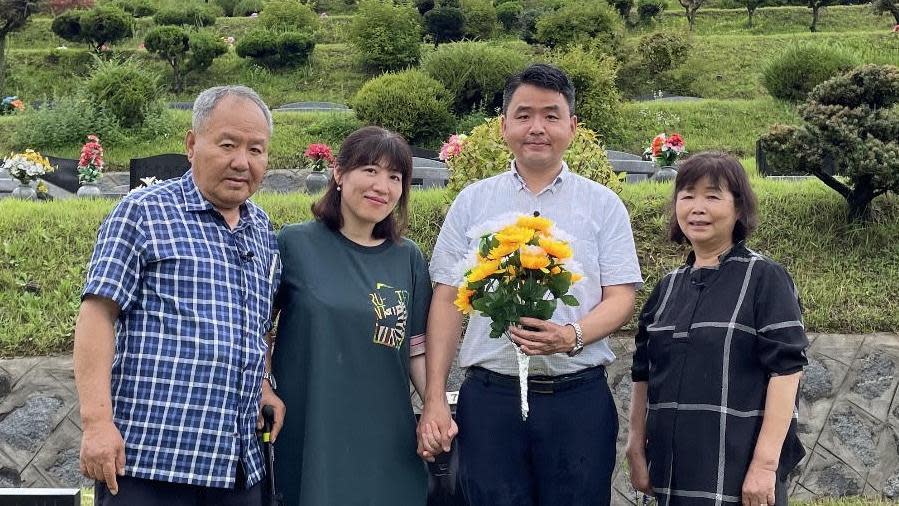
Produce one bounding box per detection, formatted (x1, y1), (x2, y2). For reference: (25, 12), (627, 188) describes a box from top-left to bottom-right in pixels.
(643, 4), (897, 35)
(684, 31), (899, 99)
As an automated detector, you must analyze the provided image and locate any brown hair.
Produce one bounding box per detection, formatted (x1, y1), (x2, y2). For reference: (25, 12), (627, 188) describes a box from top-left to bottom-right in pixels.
(311, 126), (413, 242)
(668, 151), (759, 244)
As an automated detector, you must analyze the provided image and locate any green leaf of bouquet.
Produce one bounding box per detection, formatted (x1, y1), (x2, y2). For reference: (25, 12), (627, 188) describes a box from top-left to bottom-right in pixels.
(560, 294), (580, 306)
(472, 298), (490, 313)
(534, 299), (556, 320)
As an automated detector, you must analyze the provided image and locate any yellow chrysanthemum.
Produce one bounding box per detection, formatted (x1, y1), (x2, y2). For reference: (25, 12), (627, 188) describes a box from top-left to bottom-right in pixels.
(570, 272), (583, 283)
(454, 288), (475, 314)
(495, 226), (534, 246)
(516, 215), (553, 233)
(466, 259), (501, 283)
(538, 237), (573, 260)
(488, 242), (519, 260)
(519, 246), (550, 270)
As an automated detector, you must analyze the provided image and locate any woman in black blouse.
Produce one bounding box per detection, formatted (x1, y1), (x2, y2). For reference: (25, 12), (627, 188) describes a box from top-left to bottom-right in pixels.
(627, 152), (808, 506)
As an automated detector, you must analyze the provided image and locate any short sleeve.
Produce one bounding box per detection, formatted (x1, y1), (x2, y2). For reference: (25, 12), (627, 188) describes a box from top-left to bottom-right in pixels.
(631, 277), (666, 382)
(408, 243), (432, 357)
(754, 262), (808, 376)
(429, 191), (470, 287)
(597, 195), (643, 289)
(82, 199), (147, 312)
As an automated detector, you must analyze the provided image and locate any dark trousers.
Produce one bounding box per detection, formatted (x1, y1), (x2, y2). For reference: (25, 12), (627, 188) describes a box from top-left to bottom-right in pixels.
(94, 466), (263, 506)
(456, 366), (618, 506)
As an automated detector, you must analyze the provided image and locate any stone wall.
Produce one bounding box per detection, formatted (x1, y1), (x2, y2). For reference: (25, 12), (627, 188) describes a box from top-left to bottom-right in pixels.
(3, 333), (899, 503)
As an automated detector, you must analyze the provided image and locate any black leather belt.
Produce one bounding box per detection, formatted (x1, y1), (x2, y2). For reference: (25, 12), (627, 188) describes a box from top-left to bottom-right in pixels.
(466, 365), (606, 394)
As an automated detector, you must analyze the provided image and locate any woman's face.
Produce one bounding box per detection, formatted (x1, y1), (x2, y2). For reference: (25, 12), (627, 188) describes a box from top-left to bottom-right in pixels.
(336, 160), (403, 231)
(675, 175), (739, 251)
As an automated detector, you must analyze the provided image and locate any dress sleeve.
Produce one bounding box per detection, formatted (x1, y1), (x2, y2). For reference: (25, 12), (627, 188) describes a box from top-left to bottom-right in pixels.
(409, 243), (433, 357)
(754, 262), (809, 376)
(632, 277), (666, 382)
(82, 199), (147, 312)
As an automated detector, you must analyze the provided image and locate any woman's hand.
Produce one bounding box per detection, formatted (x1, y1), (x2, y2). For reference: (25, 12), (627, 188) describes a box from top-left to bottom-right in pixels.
(741, 461), (776, 506)
(625, 444), (653, 495)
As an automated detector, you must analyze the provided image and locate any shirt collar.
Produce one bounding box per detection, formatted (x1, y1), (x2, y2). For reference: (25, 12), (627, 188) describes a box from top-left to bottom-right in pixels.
(180, 169), (256, 227)
(684, 240), (748, 267)
(509, 160), (569, 194)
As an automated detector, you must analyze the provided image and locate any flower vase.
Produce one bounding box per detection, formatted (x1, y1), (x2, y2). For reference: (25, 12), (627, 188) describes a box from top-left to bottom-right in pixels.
(12, 181), (36, 200)
(651, 165), (678, 182)
(77, 182), (103, 198)
(305, 170), (329, 194)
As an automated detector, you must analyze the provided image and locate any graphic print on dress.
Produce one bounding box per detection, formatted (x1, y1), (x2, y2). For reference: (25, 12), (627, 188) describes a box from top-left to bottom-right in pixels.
(369, 282), (409, 350)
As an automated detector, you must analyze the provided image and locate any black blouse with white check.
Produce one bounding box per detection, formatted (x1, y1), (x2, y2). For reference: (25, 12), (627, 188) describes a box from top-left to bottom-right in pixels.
(632, 242), (808, 505)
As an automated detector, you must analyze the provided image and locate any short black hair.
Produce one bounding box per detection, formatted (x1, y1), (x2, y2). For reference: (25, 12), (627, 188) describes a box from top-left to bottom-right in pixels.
(311, 126), (413, 243)
(502, 63), (575, 116)
(668, 152), (759, 245)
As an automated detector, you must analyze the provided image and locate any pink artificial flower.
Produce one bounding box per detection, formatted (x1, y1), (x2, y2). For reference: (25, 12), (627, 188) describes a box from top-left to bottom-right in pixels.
(893, 24), (899, 33)
(439, 134), (466, 161)
(666, 133), (685, 152)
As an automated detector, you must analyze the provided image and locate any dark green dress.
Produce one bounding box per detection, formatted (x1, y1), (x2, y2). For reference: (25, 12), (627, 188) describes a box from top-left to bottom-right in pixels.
(272, 220), (431, 506)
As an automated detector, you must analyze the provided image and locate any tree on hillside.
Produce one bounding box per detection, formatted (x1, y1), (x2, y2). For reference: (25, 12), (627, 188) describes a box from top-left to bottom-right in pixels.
(678, 0), (704, 31)
(873, 0), (899, 24)
(145, 27), (227, 92)
(738, 0), (765, 27)
(0, 0), (38, 94)
(759, 64), (899, 222)
(52, 5), (132, 52)
(807, 0), (836, 31)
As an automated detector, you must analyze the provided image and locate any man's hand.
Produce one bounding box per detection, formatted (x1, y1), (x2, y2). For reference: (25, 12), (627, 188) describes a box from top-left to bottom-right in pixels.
(741, 461), (776, 506)
(417, 398), (458, 462)
(507, 317), (576, 356)
(258, 383), (286, 442)
(80, 420), (125, 495)
(625, 443), (653, 495)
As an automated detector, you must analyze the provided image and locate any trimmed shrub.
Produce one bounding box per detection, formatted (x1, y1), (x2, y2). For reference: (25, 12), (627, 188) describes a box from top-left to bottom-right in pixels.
(762, 45), (857, 102)
(609, 0), (633, 19)
(414, 0), (436, 15)
(258, 0), (319, 32)
(496, 1), (521, 31)
(636, 0), (664, 22)
(113, 0), (156, 17)
(462, 0), (496, 39)
(82, 57), (163, 128)
(214, 0), (240, 17)
(424, 6), (465, 46)
(444, 116), (620, 196)
(535, 0), (621, 48)
(235, 29), (314, 68)
(153, 6), (217, 27)
(234, 0), (263, 16)
(638, 30), (690, 75)
(421, 41), (529, 114)
(81, 6), (133, 50)
(616, 31), (692, 97)
(349, 0), (421, 71)
(302, 113), (363, 145)
(51, 10), (86, 43)
(145, 26), (228, 91)
(550, 45), (622, 144)
(351, 70), (454, 145)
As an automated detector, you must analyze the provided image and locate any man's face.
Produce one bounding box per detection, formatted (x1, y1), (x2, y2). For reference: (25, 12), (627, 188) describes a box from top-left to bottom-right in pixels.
(186, 95), (270, 212)
(501, 84), (577, 174)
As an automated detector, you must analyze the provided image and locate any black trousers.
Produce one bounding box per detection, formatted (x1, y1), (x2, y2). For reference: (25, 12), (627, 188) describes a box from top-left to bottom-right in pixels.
(456, 366), (618, 506)
(94, 464), (263, 506)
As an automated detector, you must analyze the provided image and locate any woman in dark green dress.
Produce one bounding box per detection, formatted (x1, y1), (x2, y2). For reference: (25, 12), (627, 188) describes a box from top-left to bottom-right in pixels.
(272, 126), (431, 505)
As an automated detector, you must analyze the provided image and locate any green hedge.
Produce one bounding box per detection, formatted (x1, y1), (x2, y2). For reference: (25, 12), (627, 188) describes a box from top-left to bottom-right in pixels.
(1, 183), (897, 357)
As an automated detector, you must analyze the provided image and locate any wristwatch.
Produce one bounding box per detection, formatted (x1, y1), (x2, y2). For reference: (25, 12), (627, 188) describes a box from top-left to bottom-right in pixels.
(263, 371), (277, 391)
(566, 322), (584, 357)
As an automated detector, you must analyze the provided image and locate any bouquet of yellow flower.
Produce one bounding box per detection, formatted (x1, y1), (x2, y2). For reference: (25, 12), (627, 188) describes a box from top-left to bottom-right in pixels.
(455, 212), (583, 418)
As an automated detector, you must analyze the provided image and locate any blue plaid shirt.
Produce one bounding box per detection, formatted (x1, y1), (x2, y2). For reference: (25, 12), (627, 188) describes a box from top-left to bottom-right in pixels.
(83, 171), (281, 488)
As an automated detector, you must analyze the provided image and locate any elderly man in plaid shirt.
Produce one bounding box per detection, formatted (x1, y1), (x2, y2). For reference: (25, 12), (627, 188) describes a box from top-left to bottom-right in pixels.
(73, 85), (284, 505)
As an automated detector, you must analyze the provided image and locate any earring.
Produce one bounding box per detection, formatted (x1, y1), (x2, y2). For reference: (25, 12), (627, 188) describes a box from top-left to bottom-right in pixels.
(337, 185), (342, 192)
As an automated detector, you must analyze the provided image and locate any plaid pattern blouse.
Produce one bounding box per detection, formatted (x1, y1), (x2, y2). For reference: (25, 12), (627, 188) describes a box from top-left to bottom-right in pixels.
(631, 243), (808, 505)
(83, 171), (281, 488)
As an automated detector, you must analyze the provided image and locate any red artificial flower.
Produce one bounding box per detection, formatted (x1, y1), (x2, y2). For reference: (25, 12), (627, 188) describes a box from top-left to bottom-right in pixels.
(304, 143), (334, 162)
(651, 134), (665, 157)
(666, 133), (685, 149)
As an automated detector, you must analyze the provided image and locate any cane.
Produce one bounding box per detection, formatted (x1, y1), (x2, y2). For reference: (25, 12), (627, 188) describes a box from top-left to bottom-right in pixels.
(261, 404), (282, 506)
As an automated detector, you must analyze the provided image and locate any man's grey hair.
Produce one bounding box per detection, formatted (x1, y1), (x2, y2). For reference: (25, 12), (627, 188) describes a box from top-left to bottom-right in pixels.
(192, 85), (273, 135)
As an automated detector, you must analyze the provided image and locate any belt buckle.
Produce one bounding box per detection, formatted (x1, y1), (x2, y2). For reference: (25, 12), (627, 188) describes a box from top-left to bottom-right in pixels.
(528, 378), (556, 394)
